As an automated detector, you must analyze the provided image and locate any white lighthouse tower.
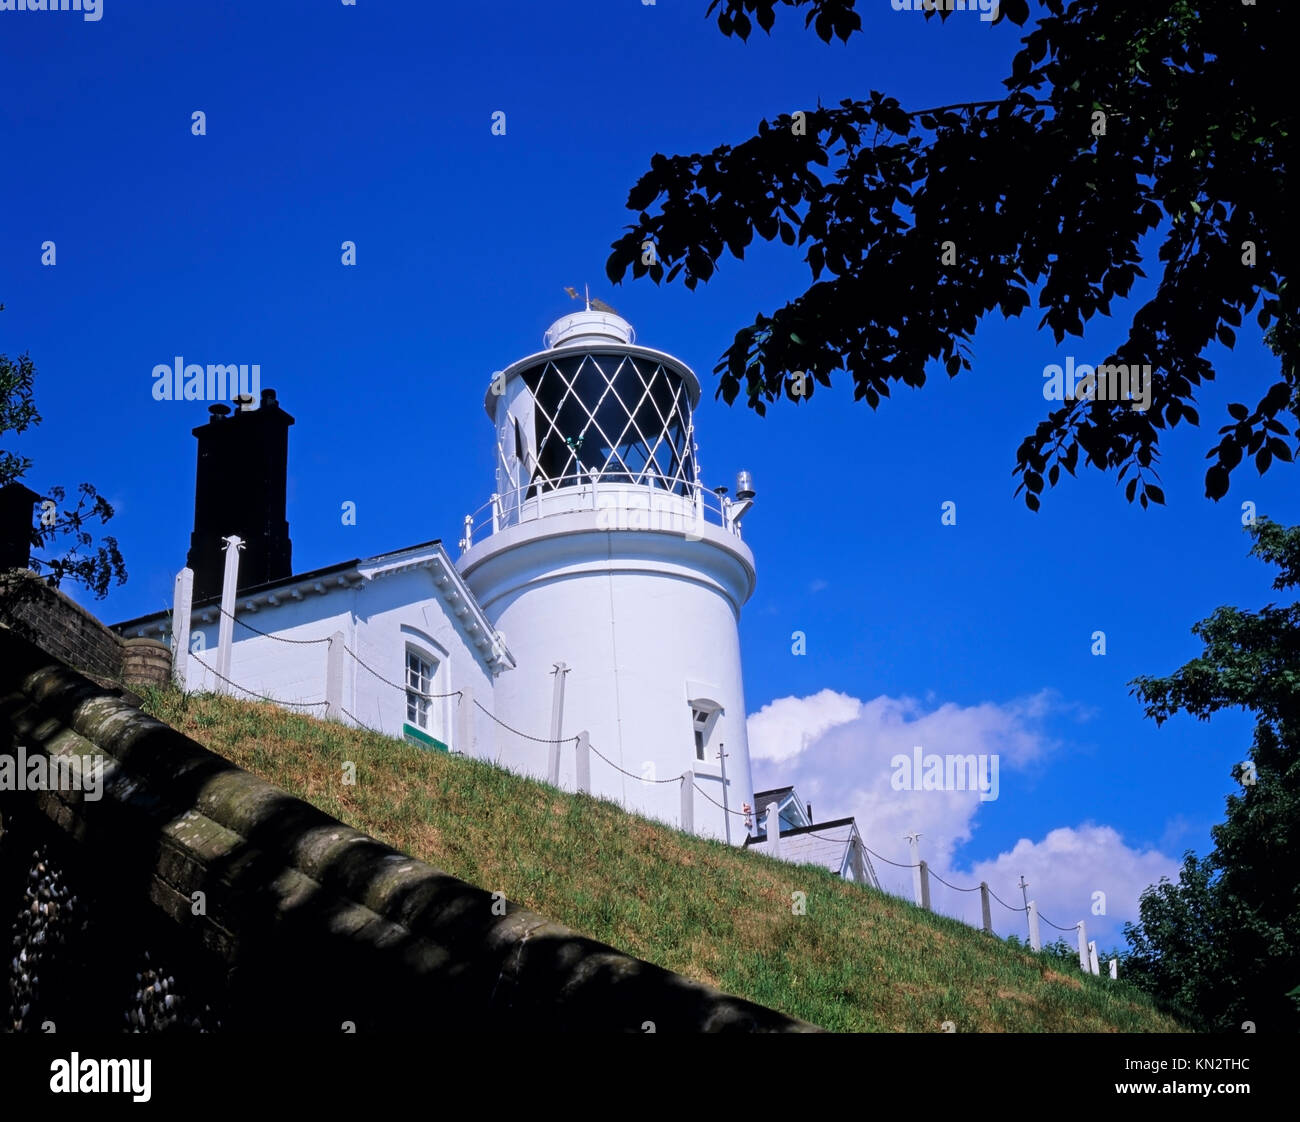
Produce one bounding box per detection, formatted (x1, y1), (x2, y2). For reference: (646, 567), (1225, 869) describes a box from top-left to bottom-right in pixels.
(457, 304), (758, 843)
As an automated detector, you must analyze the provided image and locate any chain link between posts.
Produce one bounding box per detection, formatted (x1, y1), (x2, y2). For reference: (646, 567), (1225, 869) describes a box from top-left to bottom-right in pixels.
(927, 868), (982, 893)
(346, 644), (462, 701)
(193, 610), (463, 702)
(691, 782), (750, 817)
(215, 606), (331, 645)
(861, 843), (921, 870)
(189, 654), (327, 709)
(856, 845), (1038, 917)
(471, 698), (576, 744)
(587, 741), (681, 783)
(985, 886), (1029, 914)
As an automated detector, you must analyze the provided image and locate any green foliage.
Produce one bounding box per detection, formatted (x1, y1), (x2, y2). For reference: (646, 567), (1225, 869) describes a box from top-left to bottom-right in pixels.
(608, 1), (1294, 509)
(1006, 932), (1104, 969)
(0, 349), (39, 487)
(1124, 518), (1300, 1031)
(0, 316), (126, 599)
(1041, 936), (1077, 965)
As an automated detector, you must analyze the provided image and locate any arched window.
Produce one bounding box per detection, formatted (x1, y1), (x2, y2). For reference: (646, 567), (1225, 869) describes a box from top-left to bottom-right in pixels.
(402, 636), (450, 751)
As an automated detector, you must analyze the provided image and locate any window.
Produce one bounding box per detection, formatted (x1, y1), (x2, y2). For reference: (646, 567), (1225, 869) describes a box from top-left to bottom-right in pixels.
(691, 708), (709, 760)
(401, 634), (451, 752)
(406, 649), (437, 730)
(689, 701), (721, 762)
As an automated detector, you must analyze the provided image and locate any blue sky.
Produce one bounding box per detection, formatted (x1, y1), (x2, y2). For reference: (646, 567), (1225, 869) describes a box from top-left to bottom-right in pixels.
(1, 1), (1290, 947)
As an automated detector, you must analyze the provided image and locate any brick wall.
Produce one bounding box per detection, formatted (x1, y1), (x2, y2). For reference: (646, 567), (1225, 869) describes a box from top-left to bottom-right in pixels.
(0, 568), (171, 692)
(0, 568), (127, 685)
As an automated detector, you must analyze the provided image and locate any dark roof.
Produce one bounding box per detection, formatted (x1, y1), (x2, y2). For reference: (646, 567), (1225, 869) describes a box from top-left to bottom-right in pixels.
(369, 537), (442, 556)
(742, 816), (856, 847)
(753, 786), (795, 802)
(112, 558), (360, 632)
(112, 537), (445, 631)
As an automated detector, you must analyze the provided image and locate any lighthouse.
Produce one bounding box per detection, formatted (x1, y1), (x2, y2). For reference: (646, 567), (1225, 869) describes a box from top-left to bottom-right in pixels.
(457, 304), (758, 842)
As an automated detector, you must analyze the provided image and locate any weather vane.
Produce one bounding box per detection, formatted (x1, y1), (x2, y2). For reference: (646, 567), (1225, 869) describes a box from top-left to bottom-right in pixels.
(564, 284), (618, 315)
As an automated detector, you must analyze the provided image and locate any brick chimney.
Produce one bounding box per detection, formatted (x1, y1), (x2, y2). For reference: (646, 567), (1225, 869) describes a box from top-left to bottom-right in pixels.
(0, 481), (40, 573)
(186, 389), (294, 601)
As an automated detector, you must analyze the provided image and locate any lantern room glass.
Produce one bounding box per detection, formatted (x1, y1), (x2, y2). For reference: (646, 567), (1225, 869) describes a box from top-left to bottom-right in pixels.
(522, 352), (696, 497)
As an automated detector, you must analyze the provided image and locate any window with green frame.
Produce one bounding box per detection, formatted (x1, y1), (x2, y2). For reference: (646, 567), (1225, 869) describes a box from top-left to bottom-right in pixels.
(402, 721), (448, 752)
(404, 647), (447, 750)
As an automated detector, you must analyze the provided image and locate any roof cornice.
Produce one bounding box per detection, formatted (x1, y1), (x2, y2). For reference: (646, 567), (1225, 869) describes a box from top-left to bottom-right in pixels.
(358, 543), (515, 673)
(113, 541), (515, 674)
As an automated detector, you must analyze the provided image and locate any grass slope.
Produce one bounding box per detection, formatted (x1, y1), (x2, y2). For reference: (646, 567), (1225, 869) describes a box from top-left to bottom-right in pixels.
(139, 688), (1185, 1033)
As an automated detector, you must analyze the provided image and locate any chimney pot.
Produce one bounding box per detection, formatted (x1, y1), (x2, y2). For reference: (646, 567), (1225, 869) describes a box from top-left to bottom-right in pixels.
(208, 404), (231, 420)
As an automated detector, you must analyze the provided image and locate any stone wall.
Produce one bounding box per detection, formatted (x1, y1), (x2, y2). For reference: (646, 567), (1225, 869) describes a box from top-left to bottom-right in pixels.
(121, 637), (173, 690)
(0, 625), (815, 1032)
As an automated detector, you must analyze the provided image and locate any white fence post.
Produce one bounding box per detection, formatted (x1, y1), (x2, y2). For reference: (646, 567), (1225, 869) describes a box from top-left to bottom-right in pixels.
(680, 771), (694, 833)
(1027, 900), (1042, 952)
(171, 567), (193, 688)
(851, 840), (868, 884)
(979, 882), (993, 933)
(215, 535), (243, 691)
(1088, 940), (1100, 976)
(919, 860), (931, 911)
(575, 731), (590, 793)
(548, 661), (568, 786)
(1109, 957), (1118, 980)
(765, 801), (780, 858)
(457, 685), (475, 756)
(325, 631), (344, 720)
(1076, 921), (1089, 973)
(906, 833), (924, 908)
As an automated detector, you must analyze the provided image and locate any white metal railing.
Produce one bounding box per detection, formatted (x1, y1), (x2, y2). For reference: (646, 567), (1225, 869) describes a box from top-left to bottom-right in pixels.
(459, 470), (747, 552)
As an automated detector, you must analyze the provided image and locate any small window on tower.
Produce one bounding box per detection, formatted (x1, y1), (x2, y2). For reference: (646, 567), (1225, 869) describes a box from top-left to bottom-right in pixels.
(690, 703), (719, 762)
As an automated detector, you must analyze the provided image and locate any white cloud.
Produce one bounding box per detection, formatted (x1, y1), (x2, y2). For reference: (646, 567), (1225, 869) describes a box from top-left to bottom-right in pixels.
(746, 689), (1180, 946)
(748, 689), (1066, 875)
(747, 689), (862, 764)
(961, 826), (1180, 946)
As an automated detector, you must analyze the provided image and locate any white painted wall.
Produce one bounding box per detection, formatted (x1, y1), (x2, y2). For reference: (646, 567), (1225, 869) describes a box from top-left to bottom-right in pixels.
(346, 566), (498, 759)
(186, 596), (348, 712)
(182, 562), (501, 758)
(459, 508), (757, 842)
